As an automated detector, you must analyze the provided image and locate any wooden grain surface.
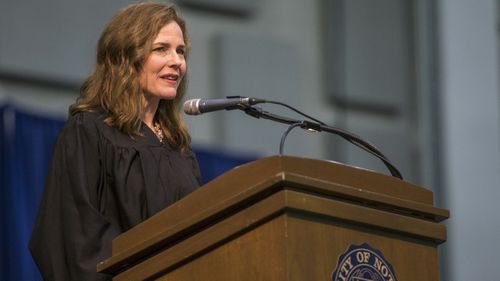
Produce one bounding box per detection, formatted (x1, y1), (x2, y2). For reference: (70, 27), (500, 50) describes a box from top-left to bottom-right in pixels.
(96, 156), (448, 279)
(109, 190), (443, 280)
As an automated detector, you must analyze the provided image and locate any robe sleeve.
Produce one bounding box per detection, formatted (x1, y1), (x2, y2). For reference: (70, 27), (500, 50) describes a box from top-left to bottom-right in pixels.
(29, 112), (115, 281)
(187, 146), (202, 185)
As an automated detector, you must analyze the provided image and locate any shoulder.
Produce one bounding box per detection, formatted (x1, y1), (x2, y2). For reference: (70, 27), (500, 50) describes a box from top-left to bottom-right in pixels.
(66, 108), (123, 136)
(68, 108), (107, 126)
(67, 109), (143, 148)
(57, 109), (110, 144)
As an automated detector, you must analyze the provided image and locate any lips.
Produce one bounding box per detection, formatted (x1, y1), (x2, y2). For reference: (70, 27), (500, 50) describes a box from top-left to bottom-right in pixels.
(160, 73), (179, 82)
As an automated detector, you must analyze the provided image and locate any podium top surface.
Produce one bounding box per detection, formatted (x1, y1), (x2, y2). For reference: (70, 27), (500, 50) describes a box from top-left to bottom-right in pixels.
(98, 155), (448, 274)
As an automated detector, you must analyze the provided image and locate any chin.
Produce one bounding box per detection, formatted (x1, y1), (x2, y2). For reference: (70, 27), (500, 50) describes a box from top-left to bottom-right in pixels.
(160, 93), (177, 100)
(155, 88), (177, 100)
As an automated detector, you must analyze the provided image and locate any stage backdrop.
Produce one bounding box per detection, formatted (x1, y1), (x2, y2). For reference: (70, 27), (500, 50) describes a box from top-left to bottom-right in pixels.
(0, 103), (255, 281)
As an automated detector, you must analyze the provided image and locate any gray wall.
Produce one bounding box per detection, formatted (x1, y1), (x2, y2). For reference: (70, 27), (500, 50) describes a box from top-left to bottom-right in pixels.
(438, 0), (500, 280)
(1, 0), (500, 280)
(324, 0), (423, 184)
(182, 0), (327, 159)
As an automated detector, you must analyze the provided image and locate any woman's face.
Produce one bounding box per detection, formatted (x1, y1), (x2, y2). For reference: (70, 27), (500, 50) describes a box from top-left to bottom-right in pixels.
(140, 21), (187, 102)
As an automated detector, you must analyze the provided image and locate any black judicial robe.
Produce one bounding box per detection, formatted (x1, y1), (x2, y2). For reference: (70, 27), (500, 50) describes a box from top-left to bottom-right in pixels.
(29, 109), (201, 281)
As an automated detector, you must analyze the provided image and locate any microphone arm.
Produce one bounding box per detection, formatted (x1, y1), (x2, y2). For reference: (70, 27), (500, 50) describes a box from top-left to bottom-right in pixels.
(316, 123), (403, 179)
(238, 105), (403, 179)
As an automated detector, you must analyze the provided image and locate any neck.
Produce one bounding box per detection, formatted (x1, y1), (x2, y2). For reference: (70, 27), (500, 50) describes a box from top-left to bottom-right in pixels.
(142, 94), (159, 128)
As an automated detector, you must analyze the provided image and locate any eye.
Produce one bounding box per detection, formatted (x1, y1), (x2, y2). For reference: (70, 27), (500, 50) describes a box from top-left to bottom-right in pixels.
(176, 47), (186, 55)
(153, 46), (166, 53)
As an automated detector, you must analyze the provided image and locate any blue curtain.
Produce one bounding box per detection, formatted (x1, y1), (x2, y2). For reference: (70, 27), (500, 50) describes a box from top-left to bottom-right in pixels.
(0, 105), (64, 281)
(195, 146), (256, 185)
(0, 104), (255, 280)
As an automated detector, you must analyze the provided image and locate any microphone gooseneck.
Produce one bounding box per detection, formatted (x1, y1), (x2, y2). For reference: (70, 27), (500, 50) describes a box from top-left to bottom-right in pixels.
(184, 96), (403, 180)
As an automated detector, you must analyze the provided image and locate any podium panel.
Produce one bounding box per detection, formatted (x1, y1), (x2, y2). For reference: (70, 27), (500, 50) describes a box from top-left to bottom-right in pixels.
(97, 156), (448, 281)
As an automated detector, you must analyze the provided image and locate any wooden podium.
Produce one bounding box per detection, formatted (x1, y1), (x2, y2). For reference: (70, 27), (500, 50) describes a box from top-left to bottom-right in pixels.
(97, 156), (449, 280)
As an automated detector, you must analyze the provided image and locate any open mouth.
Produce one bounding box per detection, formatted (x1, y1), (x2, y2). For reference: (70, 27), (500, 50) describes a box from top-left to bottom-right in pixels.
(161, 74), (179, 82)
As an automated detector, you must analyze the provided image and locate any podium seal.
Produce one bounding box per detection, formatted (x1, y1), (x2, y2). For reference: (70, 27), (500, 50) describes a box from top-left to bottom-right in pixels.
(331, 243), (398, 281)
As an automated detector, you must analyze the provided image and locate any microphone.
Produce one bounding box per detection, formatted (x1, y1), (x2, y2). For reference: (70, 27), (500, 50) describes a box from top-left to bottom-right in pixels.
(183, 97), (264, 115)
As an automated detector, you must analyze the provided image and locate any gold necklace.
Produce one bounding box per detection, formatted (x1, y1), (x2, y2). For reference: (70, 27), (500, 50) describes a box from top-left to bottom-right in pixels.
(152, 122), (164, 143)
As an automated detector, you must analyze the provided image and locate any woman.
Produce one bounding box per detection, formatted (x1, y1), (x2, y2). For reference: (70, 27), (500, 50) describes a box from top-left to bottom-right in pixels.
(29, 3), (201, 280)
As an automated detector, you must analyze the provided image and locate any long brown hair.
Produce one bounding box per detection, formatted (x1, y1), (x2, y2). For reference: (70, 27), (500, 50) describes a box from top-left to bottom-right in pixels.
(69, 2), (191, 151)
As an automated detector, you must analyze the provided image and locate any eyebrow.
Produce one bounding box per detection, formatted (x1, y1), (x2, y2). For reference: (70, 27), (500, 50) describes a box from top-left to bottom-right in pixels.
(152, 42), (186, 48)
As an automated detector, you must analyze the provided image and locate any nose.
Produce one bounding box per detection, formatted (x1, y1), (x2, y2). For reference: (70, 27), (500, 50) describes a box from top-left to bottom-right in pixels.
(167, 51), (183, 69)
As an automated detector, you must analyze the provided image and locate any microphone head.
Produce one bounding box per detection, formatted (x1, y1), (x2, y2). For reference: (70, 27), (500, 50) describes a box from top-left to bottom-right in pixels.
(183, 99), (201, 115)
